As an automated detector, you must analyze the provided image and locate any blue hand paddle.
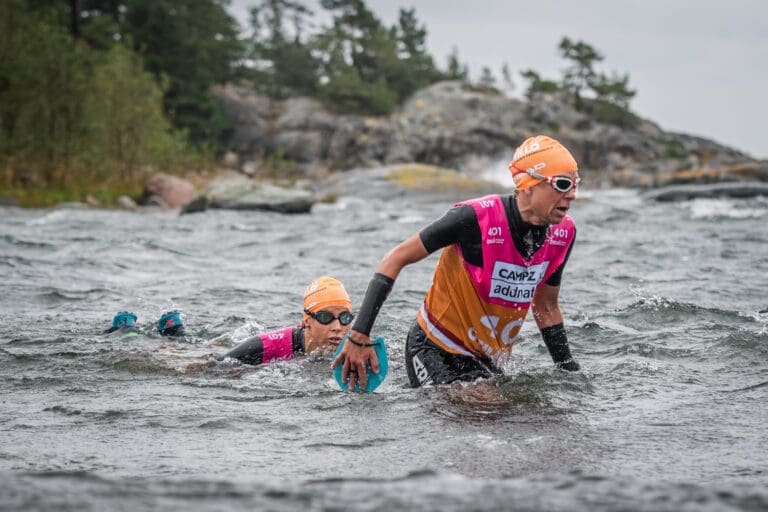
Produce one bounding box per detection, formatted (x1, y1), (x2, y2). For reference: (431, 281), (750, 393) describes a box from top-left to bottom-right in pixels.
(333, 334), (388, 393)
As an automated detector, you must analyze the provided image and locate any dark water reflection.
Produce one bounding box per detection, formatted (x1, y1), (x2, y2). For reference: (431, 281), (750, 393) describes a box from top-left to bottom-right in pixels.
(1, 190), (767, 510)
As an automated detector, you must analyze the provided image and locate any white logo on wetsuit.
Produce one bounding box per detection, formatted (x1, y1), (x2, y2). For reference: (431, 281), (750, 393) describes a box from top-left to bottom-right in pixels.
(412, 355), (433, 386)
(468, 315), (525, 346)
(489, 261), (549, 302)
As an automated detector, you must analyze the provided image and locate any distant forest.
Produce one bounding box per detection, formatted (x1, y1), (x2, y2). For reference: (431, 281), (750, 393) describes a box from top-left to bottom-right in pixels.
(0, 0), (635, 199)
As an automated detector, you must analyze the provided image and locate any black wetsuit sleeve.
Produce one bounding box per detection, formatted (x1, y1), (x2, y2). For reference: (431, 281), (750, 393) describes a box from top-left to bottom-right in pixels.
(218, 335), (264, 365)
(545, 229), (576, 287)
(419, 205), (483, 267)
(540, 323), (580, 371)
(419, 205), (480, 252)
(352, 273), (394, 337)
(292, 327), (305, 354)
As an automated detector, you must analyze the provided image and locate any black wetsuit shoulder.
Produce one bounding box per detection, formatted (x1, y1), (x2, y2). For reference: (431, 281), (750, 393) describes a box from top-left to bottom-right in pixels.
(218, 326), (305, 365)
(418, 194), (575, 286)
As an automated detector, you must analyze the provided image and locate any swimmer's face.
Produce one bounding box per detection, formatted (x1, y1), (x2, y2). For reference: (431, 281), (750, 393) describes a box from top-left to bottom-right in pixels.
(303, 305), (352, 353)
(524, 171), (578, 225)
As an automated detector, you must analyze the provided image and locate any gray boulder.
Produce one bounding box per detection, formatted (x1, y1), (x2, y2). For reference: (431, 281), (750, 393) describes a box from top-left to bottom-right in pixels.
(142, 173), (197, 208)
(184, 173), (314, 214)
(314, 163), (504, 202)
(116, 195), (137, 210)
(215, 85), (273, 155)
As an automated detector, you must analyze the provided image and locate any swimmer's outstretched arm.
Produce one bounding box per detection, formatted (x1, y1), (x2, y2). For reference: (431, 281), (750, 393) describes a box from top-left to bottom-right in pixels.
(333, 233), (430, 390)
(531, 284), (580, 371)
(217, 336), (265, 365)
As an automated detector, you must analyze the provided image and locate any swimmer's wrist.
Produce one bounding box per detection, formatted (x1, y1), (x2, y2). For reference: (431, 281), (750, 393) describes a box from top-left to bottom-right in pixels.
(351, 272), (394, 336)
(346, 334), (375, 348)
(540, 323), (578, 370)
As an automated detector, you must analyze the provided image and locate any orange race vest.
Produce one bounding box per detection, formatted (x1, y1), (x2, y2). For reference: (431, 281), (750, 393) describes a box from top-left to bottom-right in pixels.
(416, 195), (575, 364)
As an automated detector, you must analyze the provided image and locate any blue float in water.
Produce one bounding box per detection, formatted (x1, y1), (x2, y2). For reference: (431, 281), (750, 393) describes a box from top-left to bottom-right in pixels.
(333, 335), (388, 393)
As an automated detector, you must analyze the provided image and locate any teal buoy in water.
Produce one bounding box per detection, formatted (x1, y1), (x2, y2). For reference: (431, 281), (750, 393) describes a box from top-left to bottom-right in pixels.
(333, 335), (388, 393)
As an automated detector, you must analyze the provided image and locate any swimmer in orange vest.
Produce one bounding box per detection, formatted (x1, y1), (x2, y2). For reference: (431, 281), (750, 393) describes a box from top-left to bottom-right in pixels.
(334, 135), (582, 389)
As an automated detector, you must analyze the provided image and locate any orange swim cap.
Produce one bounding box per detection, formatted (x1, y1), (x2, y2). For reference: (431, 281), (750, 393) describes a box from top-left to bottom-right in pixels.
(303, 276), (352, 314)
(508, 135), (578, 190)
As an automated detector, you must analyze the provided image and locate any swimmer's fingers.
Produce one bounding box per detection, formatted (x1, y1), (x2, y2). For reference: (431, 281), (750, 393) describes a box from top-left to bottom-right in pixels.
(331, 349), (345, 369)
(348, 365), (359, 390)
(369, 348), (379, 375)
(354, 349), (374, 391)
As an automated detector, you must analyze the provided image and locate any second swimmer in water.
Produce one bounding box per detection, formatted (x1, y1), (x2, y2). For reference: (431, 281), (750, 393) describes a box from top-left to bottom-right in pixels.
(217, 276), (354, 365)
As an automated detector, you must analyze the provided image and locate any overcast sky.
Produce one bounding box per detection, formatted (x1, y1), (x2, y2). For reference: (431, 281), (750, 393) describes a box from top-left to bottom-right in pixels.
(229, 0), (768, 159)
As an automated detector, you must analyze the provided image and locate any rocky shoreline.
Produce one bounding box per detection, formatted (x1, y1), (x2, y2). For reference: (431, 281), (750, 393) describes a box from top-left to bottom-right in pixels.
(216, 80), (767, 190)
(5, 80), (767, 212)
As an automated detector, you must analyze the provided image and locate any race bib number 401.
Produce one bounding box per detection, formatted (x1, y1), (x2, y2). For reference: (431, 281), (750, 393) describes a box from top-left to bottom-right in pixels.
(489, 261), (549, 302)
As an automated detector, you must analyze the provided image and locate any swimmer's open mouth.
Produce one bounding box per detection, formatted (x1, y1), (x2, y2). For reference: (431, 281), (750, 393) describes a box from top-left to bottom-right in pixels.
(328, 337), (342, 346)
(556, 206), (569, 214)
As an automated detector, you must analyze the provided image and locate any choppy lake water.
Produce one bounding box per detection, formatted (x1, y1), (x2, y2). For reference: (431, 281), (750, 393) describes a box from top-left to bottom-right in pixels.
(1, 188), (767, 511)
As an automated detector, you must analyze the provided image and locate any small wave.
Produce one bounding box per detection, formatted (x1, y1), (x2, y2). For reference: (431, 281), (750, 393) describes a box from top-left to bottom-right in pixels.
(610, 294), (752, 328)
(0, 234), (55, 249)
(714, 329), (767, 352)
(1, 469), (765, 511)
(34, 286), (110, 303)
(107, 354), (177, 375)
(685, 197), (768, 220)
(722, 380), (768, 393)
(304, 437), (397, 450)
(198, 418), (234, 429)
(140, 240), (193, 257)
(424, 372), (588, 423)
(44, 405), (132, 421)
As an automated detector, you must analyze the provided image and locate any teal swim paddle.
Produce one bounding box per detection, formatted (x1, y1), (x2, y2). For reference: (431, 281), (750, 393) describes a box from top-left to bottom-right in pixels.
(333, 334), (388, 393)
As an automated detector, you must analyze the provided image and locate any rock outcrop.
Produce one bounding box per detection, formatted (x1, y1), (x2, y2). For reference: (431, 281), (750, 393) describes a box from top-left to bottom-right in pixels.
(642, 181), (768, 202)
(182, 172), (314, 214)
(214, 81), (766, 189)
(313, 163), (504, 202)
(142, 173), (197, 208)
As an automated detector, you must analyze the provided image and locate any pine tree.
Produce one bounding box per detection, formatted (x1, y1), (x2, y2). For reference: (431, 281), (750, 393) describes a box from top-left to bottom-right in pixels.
(558, 37), (602, 108)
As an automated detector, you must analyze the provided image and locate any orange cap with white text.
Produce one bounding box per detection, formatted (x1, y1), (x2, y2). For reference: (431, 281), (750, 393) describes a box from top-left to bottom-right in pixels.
(303, 276), (351, 314)
(508, 135), (578, 190)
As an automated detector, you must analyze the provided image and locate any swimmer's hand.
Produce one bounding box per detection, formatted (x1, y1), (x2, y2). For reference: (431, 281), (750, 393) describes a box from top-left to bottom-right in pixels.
(331, 330), (379, 392)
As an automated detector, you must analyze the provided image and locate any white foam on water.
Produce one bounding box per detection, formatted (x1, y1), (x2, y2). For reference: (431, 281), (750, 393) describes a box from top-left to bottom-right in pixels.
(685, 198), (767, 220)
(480, 156), (515, 187)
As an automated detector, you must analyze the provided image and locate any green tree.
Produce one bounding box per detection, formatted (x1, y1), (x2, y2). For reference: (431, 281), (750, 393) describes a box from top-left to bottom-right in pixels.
(558, 36), (602, 107)
(121, 0), (243, 148)
(391, 8), (441, 92)
(478, 66), (497, 89)
(314, 0), (399, 113)
(588, 71), (636, 109)
(84, 45), (188, 181)
(501, 62), (515, 95)
(249, 0), (318, 97)
(0, 1), (91, 184)
(445, 47), (469, 81)
(520, 69), (560, 100)
(1, 1), (195, 192)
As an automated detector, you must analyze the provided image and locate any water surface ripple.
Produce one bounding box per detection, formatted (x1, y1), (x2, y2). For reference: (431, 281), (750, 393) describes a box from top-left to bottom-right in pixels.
(1, 190), (766, 510)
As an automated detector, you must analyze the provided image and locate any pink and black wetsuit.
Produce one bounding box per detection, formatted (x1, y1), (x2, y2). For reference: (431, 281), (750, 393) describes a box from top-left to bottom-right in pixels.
(219, 326), (304, 365)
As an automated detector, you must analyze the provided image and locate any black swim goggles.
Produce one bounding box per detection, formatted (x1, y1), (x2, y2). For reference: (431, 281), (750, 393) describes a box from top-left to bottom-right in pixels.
(304, 309), (354, 326)
(526, 169), (580, 193)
